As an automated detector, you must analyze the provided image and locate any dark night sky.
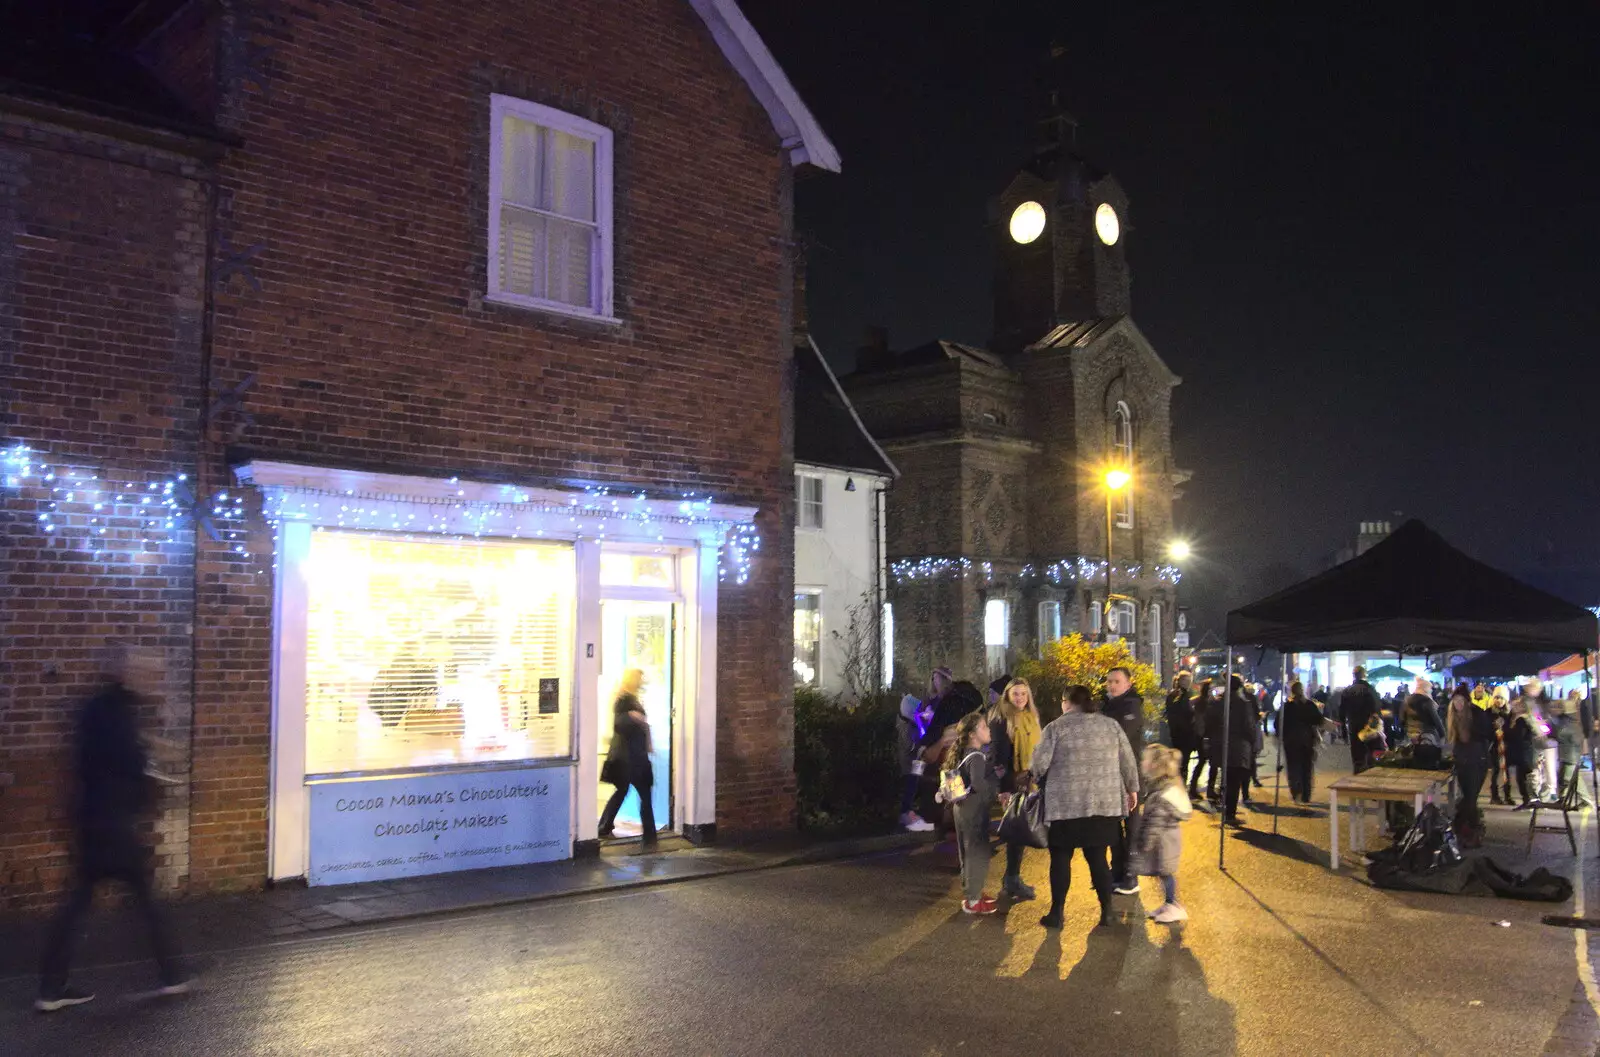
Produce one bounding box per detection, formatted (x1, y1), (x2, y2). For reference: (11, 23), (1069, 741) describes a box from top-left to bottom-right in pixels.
(743, 1), (1600, 634)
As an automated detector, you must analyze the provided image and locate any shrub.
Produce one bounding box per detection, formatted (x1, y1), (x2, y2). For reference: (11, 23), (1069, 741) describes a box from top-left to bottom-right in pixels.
(1014, 633), (1163, 730)
(793, 687), (903, 835)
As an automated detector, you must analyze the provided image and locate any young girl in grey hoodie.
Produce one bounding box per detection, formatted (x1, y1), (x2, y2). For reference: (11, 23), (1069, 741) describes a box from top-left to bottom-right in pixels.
(941, 711), (1001, 915)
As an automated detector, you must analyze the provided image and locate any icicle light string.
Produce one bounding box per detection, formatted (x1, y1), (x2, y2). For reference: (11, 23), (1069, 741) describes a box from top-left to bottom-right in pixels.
(6, 443), (761, 584)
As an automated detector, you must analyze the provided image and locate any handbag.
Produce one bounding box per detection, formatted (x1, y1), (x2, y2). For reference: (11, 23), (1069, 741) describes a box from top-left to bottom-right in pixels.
(600, 755), (625, 787)
(937, 750), (984, 805)
(997, 776), (1048, 848)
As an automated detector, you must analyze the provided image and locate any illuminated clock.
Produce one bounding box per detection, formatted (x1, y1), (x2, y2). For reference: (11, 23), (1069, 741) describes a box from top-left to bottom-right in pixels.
(1009, 200), (1046, 244)
(1095, 202), (1120, 246)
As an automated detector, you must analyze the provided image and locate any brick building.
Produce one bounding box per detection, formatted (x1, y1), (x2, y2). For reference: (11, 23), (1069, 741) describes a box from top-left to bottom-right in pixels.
(0, 0), (835, 906)
(843, 113), (1188, 690)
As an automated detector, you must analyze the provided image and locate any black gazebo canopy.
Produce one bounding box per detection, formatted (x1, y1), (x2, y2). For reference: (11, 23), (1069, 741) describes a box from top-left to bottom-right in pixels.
(1226, 520), (1598, 653)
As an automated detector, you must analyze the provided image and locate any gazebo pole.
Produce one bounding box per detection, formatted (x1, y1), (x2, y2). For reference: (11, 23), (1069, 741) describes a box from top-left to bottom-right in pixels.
(1273, 652), (1286, 836)
(1587, 650), (1599, 853)
(1219, 651), (1233, 870)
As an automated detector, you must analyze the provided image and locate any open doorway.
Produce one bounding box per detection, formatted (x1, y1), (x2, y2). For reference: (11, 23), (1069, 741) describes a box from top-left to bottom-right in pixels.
(596, 599), (676, 838)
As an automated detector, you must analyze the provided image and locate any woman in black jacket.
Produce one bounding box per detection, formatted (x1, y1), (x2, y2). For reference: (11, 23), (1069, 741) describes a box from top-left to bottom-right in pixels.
(1280, 681), (1327, 804)
(598, 668), (656, 847)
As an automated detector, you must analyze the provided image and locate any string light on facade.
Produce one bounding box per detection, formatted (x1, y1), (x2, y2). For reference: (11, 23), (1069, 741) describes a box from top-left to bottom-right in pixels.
(890, 554), (1181, 586)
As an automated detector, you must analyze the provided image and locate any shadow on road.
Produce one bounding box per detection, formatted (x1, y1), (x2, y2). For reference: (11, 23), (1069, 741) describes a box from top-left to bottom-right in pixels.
(1221, 870), (1445, 1057)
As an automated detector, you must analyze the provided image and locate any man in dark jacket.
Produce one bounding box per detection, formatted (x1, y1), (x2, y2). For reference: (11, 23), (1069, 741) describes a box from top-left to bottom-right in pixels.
(1103, 667), (1144, 894)
(1164, 672), (1196, 781)
(37, 643), (190, 1011)
(1220, 676), (1259, 825)
(1342, 667), (1382, 773)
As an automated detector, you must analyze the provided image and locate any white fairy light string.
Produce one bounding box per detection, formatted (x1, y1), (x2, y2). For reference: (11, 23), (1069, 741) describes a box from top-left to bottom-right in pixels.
(6, 443), (763, 584)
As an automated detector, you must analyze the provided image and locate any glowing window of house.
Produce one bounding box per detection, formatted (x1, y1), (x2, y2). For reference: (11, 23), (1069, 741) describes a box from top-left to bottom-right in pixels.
(1112, 401), (1134, 528)
(984, 598), (1010, 677)
(1111, 600), (1138, 641)
(794, 591), (822, 686)
(303, 532), (575, 774)
(600, 551), (676, 590)
(881, 602), (895, 688)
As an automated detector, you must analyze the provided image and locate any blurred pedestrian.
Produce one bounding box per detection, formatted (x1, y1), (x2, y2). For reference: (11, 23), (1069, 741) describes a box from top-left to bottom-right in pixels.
(1101, 667), (1145, 896)
(1220, 676), (1258, 827)
(1447, 685), (1493, 846)
(1163, 672), (1196, 783)
(1129, 745), (1192, 924)
(597, 668), (656, 849)
(1506, 697), (1538, 809)
(1186, 679), (1214, 803)
(1342, 667), (1382, 773)
(1032, 685), (1138, 930)
(36, 642), (191, 1012)
(1280, 681), (1326, 804)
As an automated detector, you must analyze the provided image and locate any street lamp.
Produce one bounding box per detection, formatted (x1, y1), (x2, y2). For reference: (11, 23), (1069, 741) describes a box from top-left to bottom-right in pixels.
(1102, 468), (1131, 642)
(1168, 539), (1191, 562)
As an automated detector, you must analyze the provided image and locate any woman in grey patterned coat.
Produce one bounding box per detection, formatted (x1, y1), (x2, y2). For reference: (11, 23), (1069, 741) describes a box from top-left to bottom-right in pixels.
(1029, 684), (1139, 929)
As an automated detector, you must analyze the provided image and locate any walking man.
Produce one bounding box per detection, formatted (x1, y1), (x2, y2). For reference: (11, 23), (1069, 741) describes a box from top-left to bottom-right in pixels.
(36, 643), (191, 1011)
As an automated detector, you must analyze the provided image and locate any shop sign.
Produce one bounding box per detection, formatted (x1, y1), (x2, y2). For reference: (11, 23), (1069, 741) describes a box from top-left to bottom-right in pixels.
(307, 766), (571, 885)
(1174, 631), (1190, 648)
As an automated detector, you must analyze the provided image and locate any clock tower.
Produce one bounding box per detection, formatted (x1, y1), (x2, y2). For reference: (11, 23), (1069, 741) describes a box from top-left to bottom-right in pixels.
(991, 109), (1132, 356)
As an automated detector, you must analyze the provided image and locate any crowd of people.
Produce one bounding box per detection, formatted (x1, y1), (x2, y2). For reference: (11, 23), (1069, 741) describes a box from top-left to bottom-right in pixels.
(899, 668), (1189, 928)
(897, 660), (1600, 926)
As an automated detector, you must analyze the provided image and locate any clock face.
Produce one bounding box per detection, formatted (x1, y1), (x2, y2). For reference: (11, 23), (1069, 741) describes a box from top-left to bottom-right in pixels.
(1095, 202), (1120, 246)
(1008, 201), (1046, 244)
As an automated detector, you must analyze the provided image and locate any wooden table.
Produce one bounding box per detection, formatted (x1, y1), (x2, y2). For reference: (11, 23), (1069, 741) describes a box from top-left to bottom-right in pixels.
(1327, 766), (1453, 870)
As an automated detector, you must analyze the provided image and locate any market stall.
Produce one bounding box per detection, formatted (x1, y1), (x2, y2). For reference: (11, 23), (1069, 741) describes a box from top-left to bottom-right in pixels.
(1222, 519), (1599, 869)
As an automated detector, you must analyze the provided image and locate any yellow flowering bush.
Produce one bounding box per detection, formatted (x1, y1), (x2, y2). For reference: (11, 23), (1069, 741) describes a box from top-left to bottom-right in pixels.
(1014, 633), (1161, 727)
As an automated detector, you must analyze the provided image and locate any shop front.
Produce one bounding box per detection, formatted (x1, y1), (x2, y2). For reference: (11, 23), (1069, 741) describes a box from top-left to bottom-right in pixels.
(236, 461), (753, 885)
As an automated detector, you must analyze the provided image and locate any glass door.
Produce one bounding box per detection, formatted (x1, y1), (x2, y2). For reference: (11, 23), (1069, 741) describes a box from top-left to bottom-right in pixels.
(597, 600), (675, 836)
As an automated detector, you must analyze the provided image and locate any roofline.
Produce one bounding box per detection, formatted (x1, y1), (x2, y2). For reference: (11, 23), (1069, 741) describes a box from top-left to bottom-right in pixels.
(802, 335), (900, 478)
(795, 460), (893, 483)
(0, 84), (239, 158)
(687, 0), (841, 172)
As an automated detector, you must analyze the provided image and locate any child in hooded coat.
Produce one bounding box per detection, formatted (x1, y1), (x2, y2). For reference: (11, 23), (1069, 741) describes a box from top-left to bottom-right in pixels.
(1130, 744), (1193, 924)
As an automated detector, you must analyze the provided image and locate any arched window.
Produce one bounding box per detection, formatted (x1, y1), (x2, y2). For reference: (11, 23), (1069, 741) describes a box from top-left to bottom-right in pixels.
(1149, 602), (1162, 680)
(1111, 401), (1134, 528)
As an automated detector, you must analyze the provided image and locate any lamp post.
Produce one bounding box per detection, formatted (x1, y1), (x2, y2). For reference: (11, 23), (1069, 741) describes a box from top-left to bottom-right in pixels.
(1102, 468), (1131, 643)
(1167, 539), (1191, 674)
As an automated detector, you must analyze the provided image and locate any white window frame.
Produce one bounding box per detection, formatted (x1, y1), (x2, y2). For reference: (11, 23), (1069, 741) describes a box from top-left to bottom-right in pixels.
(1112, 401), (1134, 529)
(1111, 599), (1137, 641)
(486, 93), (617, 323)
(797, 474), (824, 530)
(984, 598), (1010, 677)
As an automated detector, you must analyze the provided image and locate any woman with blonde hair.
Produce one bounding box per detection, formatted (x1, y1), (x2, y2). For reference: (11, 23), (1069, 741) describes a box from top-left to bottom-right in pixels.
(598, 668), (656, 849)
(1129, 744), (1192, 924)
(988, 677), (1042, 900)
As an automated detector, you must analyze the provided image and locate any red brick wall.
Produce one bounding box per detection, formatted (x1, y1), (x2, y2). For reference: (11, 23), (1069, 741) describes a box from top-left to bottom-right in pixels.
(186, 0), (799, 885)
(0, 116), (209, 909)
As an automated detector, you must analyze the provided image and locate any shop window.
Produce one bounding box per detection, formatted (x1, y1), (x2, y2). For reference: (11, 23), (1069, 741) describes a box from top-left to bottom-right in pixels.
(600, 551), (676, 590)
(1088, 600), (1102, 636)
(797, 474), (824, 530)
(303, 532), (575, 774)
(794, 591), (822, 686)
(984, 598), (1010, 677)
(488, 93), (614, 319)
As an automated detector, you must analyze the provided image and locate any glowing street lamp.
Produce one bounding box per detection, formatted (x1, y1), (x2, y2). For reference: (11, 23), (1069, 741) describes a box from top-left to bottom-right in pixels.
(1102, 468), (1132, 642)
(1168, 539), (1191, 562)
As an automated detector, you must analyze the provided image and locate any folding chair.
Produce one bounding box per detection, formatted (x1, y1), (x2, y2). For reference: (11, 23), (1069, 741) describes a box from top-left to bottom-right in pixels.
(1527, 762), (1580, 856)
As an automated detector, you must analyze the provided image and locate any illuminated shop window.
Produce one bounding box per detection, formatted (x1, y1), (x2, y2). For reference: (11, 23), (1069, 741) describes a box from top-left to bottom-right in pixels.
(1038, 601), (1062, 653)
(303, 531), (575, 774)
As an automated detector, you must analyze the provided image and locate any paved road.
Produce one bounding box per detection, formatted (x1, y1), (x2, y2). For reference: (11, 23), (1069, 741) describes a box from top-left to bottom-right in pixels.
(0, 787), (1590, 1057)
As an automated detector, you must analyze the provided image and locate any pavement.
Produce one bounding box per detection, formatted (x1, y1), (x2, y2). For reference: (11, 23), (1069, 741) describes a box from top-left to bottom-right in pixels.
(0, 744), (1597, 1056)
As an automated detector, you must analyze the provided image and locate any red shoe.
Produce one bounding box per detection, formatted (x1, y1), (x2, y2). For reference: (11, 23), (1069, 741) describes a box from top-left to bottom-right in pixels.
(962, 896), (998, 915)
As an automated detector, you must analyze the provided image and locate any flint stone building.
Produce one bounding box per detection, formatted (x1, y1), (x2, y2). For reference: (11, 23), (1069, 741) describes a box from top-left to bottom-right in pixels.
(843, 117), (1188, 689)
